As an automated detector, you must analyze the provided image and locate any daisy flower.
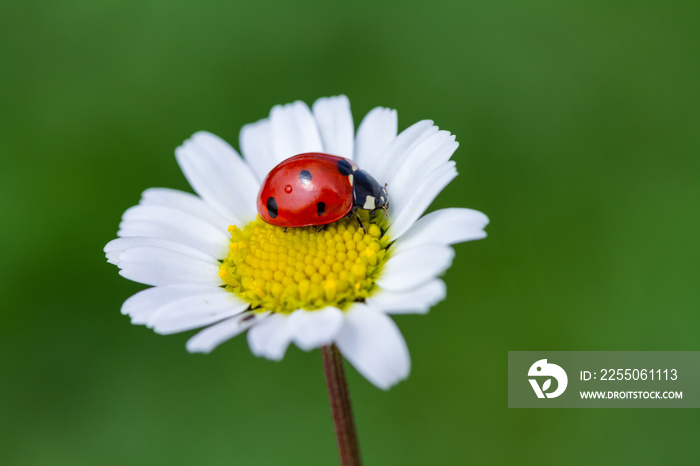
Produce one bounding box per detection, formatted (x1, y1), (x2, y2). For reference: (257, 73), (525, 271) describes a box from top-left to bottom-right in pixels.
(104, 96), (488, 390)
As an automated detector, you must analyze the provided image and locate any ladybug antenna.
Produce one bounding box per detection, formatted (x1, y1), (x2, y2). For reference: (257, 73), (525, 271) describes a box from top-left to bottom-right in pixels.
(383, 183), (389, 217)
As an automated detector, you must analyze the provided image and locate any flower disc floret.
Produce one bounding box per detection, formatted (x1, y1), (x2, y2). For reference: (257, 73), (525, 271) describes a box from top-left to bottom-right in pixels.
(219, 215), (390, 314)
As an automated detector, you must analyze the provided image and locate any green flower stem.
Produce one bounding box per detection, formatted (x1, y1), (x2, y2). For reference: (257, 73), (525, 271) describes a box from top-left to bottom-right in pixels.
(322, 344), (362, 466)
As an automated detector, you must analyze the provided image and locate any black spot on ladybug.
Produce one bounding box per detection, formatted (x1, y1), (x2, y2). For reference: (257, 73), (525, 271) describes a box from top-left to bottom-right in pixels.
(317, 202), (326, 216)
(266, 196), (278, 218)
(337, 159), (353, 176)
(299, 170), (312, 185)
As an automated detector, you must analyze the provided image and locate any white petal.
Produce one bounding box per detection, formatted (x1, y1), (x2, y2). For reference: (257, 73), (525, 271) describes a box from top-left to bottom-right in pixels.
(366, 280), (446, 314)
(148, 291), (249, 335)
(335, 306), (410, 390)
(312, 95), (354, 159)
(370, 120), (438, 185)
(105, 237), (216, 263)
(175, 131), (259, 224)
(118, 204), (229, 258)
(240, 118), (276, 182)
(385, 131), (457, 207)
(247, 313), (293, 361)
(386, 161), (458, 241)
(353, 107), (397, 171)
(105, 237), (222, 287)
(139, 188), (230, 231)
(186, 312), (268, 354)
(394, 208), (489, 252)
(122, 284), (227, 324)
(105, 250), (119, 264)
(270, 101), (323, 160)
(376, 244), (454, 292)
(287, 307), (344, 351)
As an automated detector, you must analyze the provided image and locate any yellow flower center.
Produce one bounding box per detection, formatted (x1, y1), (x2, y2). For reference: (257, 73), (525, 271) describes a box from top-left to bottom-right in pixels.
(218, 213), (390, 314)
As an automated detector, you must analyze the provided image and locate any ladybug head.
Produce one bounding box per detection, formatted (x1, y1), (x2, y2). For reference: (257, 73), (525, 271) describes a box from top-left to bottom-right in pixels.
(352, 168), (390, 217)
(376, 183), (389, 217)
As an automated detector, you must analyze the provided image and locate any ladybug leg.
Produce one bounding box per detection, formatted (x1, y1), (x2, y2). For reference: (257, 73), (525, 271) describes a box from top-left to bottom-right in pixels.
(353, 208), (366, 234)
(283, 227), (287, 233)
(355, 215), (366, 234)
(316, 224), (328, 233)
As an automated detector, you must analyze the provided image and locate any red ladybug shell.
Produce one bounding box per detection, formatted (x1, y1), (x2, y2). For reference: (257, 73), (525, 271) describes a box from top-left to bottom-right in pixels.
(257, 153), (358, 227)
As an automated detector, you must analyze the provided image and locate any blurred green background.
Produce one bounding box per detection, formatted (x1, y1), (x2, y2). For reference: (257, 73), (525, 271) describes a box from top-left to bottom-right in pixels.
(1, 1), (699, 465)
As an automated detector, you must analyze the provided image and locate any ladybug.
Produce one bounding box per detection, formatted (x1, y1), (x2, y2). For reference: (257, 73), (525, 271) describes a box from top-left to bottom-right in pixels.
(257, 153), (389, 231)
